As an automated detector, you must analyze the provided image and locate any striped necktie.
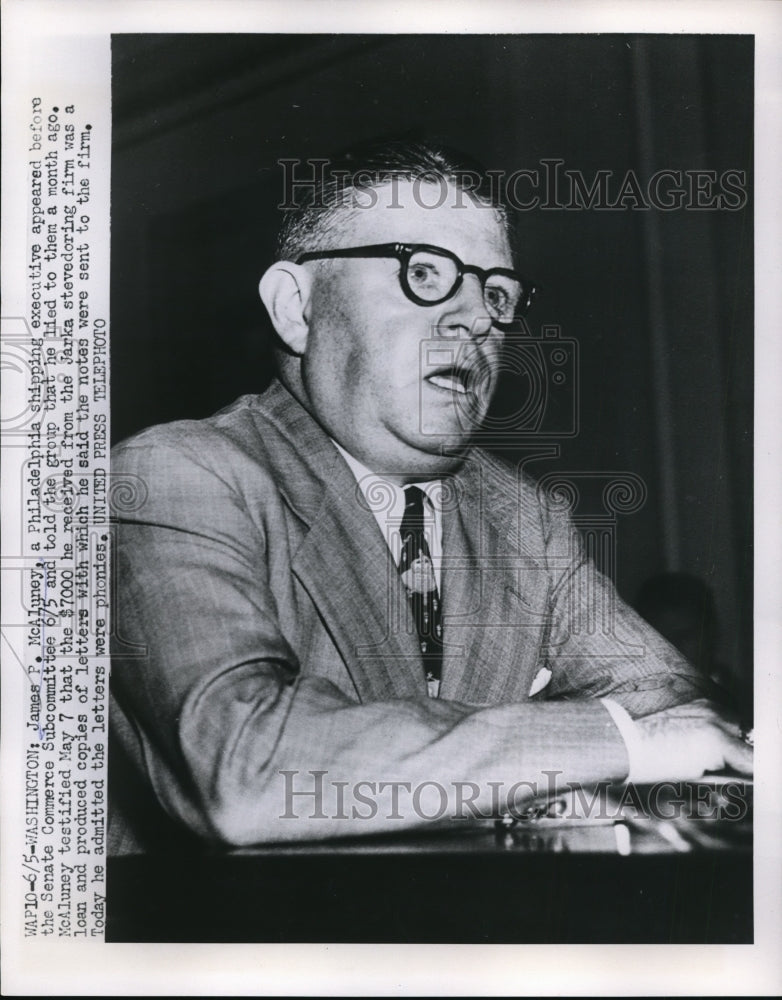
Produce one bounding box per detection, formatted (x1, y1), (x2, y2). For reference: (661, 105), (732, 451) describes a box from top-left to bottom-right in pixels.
(399, 485), (443, 698)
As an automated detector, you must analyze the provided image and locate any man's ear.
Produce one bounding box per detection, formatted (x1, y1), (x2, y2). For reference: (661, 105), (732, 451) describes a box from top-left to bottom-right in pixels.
(258, 262), (312, 355)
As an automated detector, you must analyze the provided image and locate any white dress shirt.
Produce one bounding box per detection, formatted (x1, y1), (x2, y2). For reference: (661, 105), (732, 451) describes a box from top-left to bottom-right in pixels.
(332, 441), (443, 591)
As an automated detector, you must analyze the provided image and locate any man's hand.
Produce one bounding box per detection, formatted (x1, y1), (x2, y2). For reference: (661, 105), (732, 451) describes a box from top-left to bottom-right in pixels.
(628, 699), (753, 784)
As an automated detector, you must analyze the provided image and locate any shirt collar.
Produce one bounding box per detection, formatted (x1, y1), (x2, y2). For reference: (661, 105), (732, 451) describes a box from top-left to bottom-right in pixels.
(330, 440), (442, 511)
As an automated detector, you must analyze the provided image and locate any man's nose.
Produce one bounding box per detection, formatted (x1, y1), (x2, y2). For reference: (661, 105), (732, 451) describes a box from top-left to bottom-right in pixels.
(438, 275), (493, 342)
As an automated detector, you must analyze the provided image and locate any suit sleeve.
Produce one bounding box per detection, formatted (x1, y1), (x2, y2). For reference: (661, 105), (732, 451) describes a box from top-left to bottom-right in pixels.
(534, 491), (711, 717)
(112, 431), (638, 847)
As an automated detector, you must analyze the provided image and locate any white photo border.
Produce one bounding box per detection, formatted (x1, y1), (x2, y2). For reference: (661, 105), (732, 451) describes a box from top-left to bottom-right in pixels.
(2, 0), (780, 996)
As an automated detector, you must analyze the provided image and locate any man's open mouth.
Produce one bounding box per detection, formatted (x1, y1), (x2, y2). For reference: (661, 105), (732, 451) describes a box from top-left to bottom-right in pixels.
(424, 366), (473, 396)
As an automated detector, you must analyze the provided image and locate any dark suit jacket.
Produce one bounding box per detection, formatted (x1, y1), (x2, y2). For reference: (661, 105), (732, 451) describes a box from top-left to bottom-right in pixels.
(109, 380), (704, 852)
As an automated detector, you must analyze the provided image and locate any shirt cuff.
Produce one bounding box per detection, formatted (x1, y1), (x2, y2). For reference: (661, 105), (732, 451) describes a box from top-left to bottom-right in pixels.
(601, 697), (641, 782)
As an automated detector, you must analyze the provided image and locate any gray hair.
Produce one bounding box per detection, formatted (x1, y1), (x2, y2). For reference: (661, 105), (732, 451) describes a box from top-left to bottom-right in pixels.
(275, 138), (514, 263)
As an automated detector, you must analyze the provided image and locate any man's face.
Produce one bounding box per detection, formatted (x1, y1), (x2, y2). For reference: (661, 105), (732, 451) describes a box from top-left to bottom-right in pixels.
(298, 179), (513, 478)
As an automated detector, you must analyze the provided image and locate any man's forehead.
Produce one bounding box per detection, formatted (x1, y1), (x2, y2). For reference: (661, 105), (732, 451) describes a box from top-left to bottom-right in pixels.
(339, 179), (510, 262)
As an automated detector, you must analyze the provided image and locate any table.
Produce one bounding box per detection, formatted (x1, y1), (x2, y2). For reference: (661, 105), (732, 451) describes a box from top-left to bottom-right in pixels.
(106, 779), (753, 943)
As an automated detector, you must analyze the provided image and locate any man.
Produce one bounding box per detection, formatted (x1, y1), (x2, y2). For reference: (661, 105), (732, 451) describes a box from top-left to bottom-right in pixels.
(109, 141), (751, 852)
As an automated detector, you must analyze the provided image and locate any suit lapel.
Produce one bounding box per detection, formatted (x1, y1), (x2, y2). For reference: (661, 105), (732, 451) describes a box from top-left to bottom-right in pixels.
(292, 472), (427, 702)
(439, 455), (549, 704)
(253, 385), (425, 701)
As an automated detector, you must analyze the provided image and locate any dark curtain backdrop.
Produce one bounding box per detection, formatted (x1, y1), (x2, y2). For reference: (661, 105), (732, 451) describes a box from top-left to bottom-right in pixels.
(110, 34), (753, 701)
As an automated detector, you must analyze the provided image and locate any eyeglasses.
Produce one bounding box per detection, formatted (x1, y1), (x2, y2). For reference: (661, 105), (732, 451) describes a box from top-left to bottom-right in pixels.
(295, 243), (538, 327)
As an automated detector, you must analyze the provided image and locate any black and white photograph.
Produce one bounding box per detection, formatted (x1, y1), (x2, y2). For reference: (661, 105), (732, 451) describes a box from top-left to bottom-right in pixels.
(2, 1), (781, 995)
(108, 31), (755, 941)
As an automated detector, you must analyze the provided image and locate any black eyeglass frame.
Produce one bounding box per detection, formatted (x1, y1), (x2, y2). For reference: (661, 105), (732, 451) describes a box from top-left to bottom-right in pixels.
(295, 243), (539, 325)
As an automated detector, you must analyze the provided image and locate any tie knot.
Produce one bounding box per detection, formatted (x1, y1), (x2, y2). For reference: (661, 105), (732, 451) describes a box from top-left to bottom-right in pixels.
(404, 485), (427, 514)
